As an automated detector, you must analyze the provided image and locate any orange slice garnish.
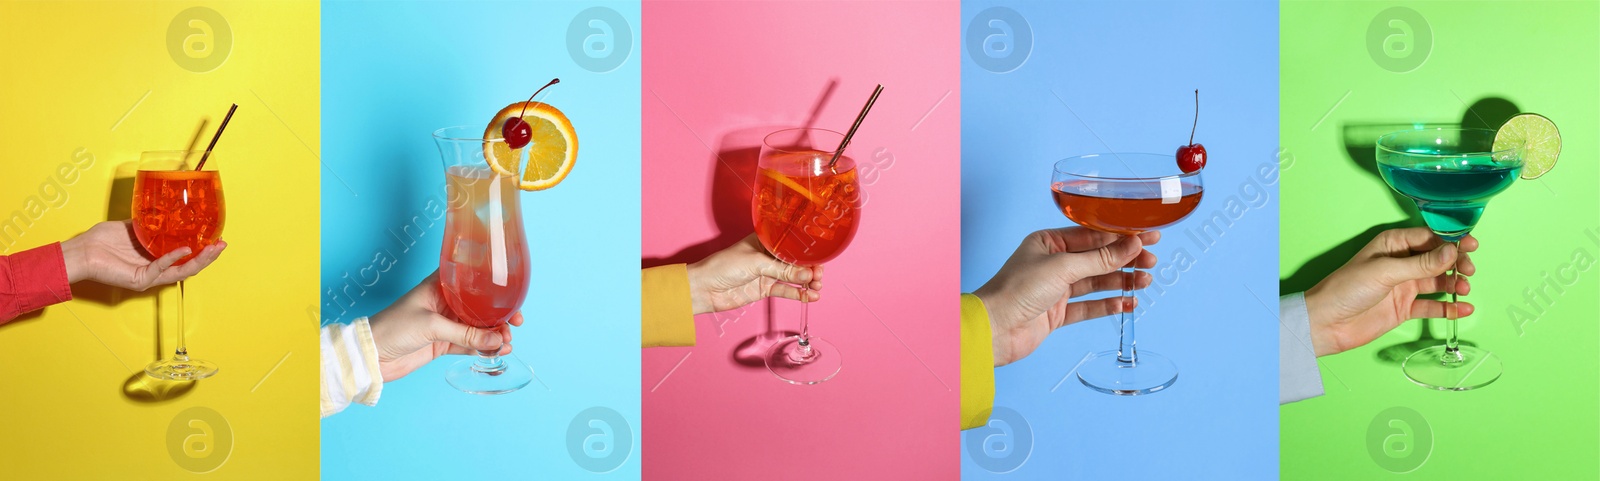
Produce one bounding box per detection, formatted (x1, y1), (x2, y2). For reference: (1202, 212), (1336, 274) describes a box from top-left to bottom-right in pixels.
(483, 102), (578, 190)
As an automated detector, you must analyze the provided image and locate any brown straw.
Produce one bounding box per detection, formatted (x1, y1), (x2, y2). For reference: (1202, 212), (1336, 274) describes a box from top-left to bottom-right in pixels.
(194, 104), (237, 171)
(827, 84), (883, 169)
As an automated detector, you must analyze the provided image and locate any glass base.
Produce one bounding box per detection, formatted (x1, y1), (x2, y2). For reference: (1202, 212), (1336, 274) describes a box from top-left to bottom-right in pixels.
(1402, 345), (1501, 391)
(145, 356), (218, 381)
(765, 336), (840, 385)
(1077, 350), (1177, 396)
(446, 355), (532, 395)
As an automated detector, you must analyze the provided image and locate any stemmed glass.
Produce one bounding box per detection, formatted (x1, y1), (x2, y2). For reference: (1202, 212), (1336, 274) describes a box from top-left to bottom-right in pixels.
(433, 126), (534, 394)
(1377, 127), (1522, 390)
(131, 150), (224, 381)
(1052, 153), (1203, 395)
(753, 128), (863, 384)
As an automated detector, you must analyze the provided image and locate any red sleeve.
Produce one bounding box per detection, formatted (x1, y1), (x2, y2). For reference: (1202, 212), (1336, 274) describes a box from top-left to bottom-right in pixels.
(1, 242), (73, 324)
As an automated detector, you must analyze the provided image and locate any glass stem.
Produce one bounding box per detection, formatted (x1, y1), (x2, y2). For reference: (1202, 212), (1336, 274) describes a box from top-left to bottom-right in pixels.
(474, 349), (506, 374)
(1444, 240), (1462, 362)
(1116, 266), (1138, 365)
(797, 286), (812, 355)
(174, 280), (188, 361)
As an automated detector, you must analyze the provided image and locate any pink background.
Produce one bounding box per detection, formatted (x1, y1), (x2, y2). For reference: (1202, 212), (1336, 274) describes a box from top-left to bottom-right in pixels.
(641, 1), (960, 479)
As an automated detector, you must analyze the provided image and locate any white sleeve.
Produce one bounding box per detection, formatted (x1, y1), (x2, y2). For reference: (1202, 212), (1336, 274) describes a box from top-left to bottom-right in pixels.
(321, 317), (385, 418)
(1280, 292), (1325, 404)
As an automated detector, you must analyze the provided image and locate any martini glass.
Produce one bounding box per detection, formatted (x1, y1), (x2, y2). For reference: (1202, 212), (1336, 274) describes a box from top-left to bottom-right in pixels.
(1377, 127), (1522, 391)
(752, 128), (863, 385)
(434, 126), (534, 394)
(1052, 153), (1203, 395)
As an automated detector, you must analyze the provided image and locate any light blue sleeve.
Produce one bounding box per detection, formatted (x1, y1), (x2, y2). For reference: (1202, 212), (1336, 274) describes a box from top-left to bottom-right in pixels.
(1280, 292), (1324, 404)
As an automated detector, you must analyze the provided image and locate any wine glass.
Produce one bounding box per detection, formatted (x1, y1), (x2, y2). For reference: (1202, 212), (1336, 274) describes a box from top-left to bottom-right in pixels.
(131, 150), (224, 381)
(1052, 153), (1203, 395)
(433, 126), (533, 394)
(753, 128), (863, 384)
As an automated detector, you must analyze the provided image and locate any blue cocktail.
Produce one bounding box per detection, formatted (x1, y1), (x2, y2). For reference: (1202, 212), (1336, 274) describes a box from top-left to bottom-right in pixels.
(1377, 127), (1522, 391)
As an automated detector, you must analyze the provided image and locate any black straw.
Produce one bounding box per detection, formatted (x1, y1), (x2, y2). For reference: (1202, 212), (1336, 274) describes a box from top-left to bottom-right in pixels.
(827, 84), (883, 169)
(194, 104), (237, 171)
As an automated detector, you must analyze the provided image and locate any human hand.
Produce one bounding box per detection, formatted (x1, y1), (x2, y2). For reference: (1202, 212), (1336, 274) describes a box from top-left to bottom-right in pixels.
(368, 272), (524, 382)
(973, 227), (1159, 367)
(1305, 227), (1476, 357)
(60, 220), (226, 291)
(686, 234), (823, 315)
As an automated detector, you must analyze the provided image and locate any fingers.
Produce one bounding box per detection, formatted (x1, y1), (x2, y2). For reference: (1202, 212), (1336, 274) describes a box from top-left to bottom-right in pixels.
(1369, 242), (1456, 287)
(157, 241), (227, 283)
(1455, 251), (1475, 276)
(1137, 230), (1161, 247)
(1419, 272), (1471, 296)
(1032, 227), (1121, 254)
(1373, 228), (1479, 257)
(1069, 270), (1153, 297)
(755, 256), (814, 285)
(767, 281), (821, 303)
(130, 247), (192, 290)
(498, 320), (513, 344)
(426, 315), (504, 352)
(1410, 300), (1475, 320)
(1056, 297), (1134, 330)
(1128, 248), (1157, 270)
(440, 318), (517, 356)
(1055, 235), (1143, 283)
(1372, 227), (1449, 255)
(443, 343), (513, 356)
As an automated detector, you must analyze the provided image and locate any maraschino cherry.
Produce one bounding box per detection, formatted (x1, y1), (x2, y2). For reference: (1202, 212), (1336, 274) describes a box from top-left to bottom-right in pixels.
(502, 78), (560, 149)
(1176, 89), (1206, 173)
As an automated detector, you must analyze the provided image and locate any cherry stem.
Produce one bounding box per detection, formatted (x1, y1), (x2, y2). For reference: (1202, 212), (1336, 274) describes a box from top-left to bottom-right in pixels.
(1188, 89), (1198, 146)
(517, 78), (560, 118)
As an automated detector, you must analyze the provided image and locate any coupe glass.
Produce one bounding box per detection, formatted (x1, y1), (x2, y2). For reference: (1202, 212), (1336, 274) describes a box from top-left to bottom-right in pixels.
(752, 128), (863, 384)
(1052, 153), (1203, 395)
(131, 150), (224, 381)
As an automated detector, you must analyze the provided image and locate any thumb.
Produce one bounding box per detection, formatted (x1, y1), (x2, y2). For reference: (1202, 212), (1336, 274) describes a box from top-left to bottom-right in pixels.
(1056, 235), (1141, 283)
(1373, 242), (1457, 287)
(427, 315), (505, 352)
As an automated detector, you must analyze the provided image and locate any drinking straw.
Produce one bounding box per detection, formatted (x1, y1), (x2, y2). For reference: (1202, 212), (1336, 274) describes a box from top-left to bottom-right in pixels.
(827, 84), (883, 169)
(194, 104), (237, 171)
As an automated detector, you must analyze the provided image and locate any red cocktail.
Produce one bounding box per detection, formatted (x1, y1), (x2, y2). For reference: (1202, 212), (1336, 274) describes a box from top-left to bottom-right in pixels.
(131, 151), (224, 381)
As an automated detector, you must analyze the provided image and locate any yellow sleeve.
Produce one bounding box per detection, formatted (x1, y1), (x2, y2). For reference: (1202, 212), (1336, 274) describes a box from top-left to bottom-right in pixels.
(960, 293), (996, 430)
(642, 264), (697, 347)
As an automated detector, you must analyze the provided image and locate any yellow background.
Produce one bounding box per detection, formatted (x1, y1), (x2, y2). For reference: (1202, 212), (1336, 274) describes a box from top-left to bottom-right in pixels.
(0, 1), (318, 477)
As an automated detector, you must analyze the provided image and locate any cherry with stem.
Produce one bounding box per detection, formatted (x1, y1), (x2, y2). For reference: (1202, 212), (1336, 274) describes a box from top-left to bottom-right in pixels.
(501, 78), (560, 149)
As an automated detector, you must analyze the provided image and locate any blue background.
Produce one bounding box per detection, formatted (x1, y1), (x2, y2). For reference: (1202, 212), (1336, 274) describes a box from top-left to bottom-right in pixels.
(319, 1), (640, 479)
(960, 1), (1278, 479)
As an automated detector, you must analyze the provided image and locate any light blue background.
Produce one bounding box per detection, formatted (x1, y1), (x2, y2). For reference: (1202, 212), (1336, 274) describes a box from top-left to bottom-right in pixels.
(960, 1), (1278, 479)
(319, 1), (640, 479)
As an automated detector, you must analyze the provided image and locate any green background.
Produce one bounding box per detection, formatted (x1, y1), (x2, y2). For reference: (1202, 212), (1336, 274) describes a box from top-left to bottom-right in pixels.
(1280, 1), (1599, 478)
